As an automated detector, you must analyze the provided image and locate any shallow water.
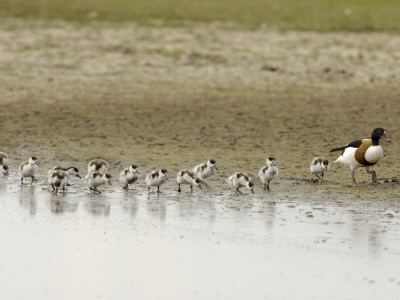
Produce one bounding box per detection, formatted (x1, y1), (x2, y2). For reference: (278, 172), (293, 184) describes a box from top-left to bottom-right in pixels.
(1, 174), (400, 300)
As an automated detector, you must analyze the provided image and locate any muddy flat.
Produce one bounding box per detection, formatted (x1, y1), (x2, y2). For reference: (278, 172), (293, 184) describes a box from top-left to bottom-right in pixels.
(0, 19), (400, 299)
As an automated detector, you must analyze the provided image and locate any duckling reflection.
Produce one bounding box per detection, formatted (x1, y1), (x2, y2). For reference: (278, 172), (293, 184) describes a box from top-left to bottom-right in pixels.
(121, 193), (139, 218)
(18, 185), (37, 215)
(46, 194), (79, 214)
(83, 195), (111, 216)
(146, 193), (166, 222)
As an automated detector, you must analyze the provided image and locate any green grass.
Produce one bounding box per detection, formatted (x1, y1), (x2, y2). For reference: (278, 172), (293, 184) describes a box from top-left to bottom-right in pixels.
(0, 0), (400, 31)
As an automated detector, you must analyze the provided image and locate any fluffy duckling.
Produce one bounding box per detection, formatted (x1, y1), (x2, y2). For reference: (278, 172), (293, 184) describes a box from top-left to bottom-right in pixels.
(47, 166), (81, 191)
(49, 170), (68, 195)
(227, 172), (255, 195)
(258, 157), (279, 190)
(145, 169), (168, 193)
(310, 157), (330, 182)
(86, 171), (112, 194)
(19, 156), (39, 185)
(0, 152), (9, 175)
(193, 159), (217, 187)
(177, 170), (203, 193)
(87, 159), (109, 174)
(120, 164), (140, 190)
(47, 166), (81, 180)
(1, 164), (9, 175)
(0, 152), (8, 165)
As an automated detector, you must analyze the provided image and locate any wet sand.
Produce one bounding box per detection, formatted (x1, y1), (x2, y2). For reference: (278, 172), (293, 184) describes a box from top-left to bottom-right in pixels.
(1, 19), (400, 299)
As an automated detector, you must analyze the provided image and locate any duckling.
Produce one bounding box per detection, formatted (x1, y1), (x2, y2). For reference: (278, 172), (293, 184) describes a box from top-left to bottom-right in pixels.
(258, 157), (279, 190)
(47, 166), (81, 191)
(19, 156), (39, 185)
(87, 159), (109, 174)
(49, 170), (68, 195)
(47, 166), (81, 180)
(227, 172), (255, 195)
(1, 164), (9, 175)
(0, 152), (8, 165)
(0, 152), (9, 175)
(310, 157), (330, 182)
(177, 170), (203, 193)
(145, 169), (168, 193)
(193, 159), (217, 187)
(86, 171), (112, 194)
(120, 164), (140, 190)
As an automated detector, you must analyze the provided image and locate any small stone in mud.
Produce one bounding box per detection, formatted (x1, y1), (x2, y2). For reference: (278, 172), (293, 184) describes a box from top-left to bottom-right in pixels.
(391, 177), (399, 183)
(384, 179), (390, 183)
(261, 64), (279, 72)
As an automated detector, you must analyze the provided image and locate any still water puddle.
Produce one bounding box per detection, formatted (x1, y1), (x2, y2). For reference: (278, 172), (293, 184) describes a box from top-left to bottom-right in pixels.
(0, 174), (400, 299)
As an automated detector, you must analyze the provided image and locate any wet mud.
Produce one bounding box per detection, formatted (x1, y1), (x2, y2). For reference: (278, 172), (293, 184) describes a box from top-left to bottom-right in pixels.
(1, 19), (400, 299)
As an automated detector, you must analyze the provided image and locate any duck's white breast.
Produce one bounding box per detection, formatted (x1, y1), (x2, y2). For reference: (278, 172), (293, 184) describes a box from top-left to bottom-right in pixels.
(365, 145), (383, 164)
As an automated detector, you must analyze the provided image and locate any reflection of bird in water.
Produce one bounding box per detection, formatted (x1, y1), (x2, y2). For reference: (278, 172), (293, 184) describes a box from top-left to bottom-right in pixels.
(330, 128), (391, 185)
(18, 185), (37, 215)
(48, 196), (79, 214)
(84, 197), (111, 216)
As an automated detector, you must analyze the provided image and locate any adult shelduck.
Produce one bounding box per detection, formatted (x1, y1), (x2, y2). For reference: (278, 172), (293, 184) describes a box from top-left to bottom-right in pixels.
(330, 128), (391, 185)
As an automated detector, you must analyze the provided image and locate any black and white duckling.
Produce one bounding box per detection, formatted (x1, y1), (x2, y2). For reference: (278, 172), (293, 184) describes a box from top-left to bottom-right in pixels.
(177, 170), (203, 193)
(87, 159), (109, 174)
(120, 164), (140, 190)
(310, 158), (330, 182)
(47, 166), (81, 180)
(19, 156), (39, 185)
(193, 159), (217, 187)
(49, 170), (68, 195)
(258, 157), (279, 190)
(330, 128), (391, 185)
(145, 169), (168, 193)
(0, 152), (9, 175)
(86, 171), (112, 194)
(0, 152), (8, 165)
(47, 166), (81, 191)
(227, 172), (255, 195)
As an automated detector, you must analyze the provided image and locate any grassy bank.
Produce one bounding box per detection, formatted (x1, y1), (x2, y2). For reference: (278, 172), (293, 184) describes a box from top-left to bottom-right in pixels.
(0, 0), (399, 31)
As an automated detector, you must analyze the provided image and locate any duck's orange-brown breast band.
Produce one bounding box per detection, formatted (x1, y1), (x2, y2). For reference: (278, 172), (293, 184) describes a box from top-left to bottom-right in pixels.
(354, 140), (374, 166)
